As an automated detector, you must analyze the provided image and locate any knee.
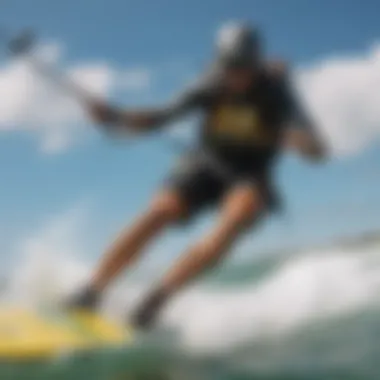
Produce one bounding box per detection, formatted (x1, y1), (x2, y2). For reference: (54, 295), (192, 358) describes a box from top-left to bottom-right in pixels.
(147, 191), (187, 225)
(223, 190), (265, 230)
(234, 204), (266, 231)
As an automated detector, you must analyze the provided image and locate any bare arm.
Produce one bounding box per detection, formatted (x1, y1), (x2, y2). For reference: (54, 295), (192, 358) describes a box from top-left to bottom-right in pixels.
(276, 64), (327, 161)
(88, 84), (204, 133)
(284, 90), (327, 161)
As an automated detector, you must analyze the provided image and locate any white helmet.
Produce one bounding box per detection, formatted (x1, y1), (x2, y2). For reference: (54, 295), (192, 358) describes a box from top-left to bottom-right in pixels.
(216, 21), (261, 68)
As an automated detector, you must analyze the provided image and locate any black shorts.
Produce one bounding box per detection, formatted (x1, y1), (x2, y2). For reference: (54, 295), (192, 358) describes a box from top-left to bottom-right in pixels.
(164, 151), (280, 222)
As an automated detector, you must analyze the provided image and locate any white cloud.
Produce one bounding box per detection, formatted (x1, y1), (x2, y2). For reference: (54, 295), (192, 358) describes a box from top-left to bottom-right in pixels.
(0, 42), (152, 153)
(296, 43), (380, 156)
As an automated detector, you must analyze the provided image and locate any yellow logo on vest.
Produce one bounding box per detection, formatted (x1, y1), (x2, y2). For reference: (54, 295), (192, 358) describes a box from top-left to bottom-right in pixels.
(210, 105), (266, 143)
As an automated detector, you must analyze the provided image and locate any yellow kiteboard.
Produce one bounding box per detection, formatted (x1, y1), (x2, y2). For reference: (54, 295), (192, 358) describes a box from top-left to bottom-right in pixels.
(0, 307), (134, 360)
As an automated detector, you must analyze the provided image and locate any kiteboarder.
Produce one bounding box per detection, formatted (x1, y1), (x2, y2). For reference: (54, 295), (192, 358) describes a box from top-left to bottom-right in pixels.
(68, 21), (326, 329)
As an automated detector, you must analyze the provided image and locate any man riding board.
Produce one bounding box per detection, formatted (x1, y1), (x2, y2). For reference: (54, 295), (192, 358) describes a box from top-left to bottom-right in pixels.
(68, 22), (326, 329)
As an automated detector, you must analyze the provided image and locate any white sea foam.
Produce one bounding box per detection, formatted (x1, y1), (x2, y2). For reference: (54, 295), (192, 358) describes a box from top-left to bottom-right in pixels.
(163, 245), (380, 353)
(2, 234), (379, 357)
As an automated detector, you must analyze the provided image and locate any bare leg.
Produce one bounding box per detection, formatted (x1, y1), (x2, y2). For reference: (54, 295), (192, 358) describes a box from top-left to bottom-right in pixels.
(91, 190), (187, 292)
(132, 184), (266, 328)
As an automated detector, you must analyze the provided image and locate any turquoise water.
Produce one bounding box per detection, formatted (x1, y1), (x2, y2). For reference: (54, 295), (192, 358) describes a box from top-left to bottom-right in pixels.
(1, 240), (379, 379)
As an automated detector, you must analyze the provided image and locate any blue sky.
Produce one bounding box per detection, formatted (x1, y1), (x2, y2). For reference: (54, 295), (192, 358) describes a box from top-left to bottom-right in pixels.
(1, 0), (380, 269)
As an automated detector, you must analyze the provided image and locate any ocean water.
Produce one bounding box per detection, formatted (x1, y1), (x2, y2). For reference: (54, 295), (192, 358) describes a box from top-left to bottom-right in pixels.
(1, 239), (379, 380)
